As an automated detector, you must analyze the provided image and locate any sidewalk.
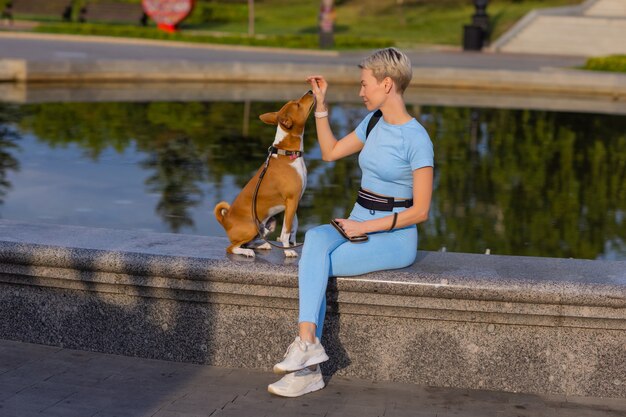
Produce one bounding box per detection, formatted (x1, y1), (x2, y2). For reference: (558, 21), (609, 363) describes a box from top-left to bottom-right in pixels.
(0, 339), (624, 417)
(0, 30), (584, 70)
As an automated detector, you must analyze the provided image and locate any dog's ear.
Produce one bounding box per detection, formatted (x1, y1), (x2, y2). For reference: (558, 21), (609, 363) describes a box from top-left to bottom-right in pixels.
(278, 115), (293, 130)
(259, 112), (278, 125)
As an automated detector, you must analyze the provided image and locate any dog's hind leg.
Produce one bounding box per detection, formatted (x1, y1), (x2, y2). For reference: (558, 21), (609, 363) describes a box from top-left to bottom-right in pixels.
(255, 216), (276, 250)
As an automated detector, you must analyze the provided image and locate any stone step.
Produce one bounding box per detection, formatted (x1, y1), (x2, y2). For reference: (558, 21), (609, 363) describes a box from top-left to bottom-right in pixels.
(585, 0), (626, 17)
(2, 339), (625, 417)
(497, 15), (626, 56)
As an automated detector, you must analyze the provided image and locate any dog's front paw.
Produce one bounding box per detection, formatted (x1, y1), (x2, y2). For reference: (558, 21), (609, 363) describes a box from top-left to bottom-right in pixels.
(256, 242), (272, 250)
(232, 247), (256, 257)
(284, 249), (298, 258)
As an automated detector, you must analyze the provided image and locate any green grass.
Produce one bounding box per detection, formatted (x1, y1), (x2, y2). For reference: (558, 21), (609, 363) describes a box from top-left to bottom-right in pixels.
(34, 22), (393, 50)
(11, 0), (582, 49)
(192, 0), (580, 46)
(583, 55), (626, 73)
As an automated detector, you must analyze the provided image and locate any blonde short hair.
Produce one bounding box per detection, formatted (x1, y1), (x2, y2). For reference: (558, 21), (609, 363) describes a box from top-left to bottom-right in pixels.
(358, 47), (412, 94)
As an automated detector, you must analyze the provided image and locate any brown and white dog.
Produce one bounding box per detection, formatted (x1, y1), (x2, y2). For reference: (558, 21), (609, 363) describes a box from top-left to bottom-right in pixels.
(213, 90), (315, 257)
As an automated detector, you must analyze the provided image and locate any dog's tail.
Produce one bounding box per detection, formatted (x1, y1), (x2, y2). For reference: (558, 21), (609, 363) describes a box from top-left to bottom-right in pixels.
(214, 201), (230, 226)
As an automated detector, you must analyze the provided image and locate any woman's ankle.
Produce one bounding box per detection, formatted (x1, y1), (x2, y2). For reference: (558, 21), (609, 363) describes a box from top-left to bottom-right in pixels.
(298, 322), (317, 343)
(299, 333), (316, 344)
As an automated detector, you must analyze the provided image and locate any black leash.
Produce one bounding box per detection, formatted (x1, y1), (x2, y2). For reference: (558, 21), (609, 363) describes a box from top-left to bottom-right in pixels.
(250, 109), (381, 251)
(250, 146), (304, 250)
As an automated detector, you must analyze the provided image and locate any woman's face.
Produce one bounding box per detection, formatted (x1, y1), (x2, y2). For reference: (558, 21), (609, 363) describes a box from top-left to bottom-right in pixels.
(359, 68), (386, 111)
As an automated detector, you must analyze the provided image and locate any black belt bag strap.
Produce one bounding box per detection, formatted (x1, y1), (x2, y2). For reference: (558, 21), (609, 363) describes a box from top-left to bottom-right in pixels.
(357, 188), (413, 211)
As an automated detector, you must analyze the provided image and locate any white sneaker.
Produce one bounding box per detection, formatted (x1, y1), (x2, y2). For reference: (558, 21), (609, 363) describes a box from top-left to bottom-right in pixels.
(273, 337), (329, 374)
(267, 366), (325, 397)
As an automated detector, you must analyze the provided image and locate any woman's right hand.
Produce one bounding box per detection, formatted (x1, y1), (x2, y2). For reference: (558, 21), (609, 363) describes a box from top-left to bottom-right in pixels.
(306, 75), (328, 110)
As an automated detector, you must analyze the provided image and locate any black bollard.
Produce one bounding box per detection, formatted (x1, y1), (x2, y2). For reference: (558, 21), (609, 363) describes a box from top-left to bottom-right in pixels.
(463, 25), (483, 51)
(463, 0), (490, 51)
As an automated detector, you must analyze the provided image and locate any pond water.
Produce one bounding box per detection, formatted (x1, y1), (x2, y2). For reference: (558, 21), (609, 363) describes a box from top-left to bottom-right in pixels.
(0, 94), (625, 260)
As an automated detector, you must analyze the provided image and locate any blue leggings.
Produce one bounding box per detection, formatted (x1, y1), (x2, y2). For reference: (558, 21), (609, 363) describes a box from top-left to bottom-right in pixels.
(298, 203), (418, 340)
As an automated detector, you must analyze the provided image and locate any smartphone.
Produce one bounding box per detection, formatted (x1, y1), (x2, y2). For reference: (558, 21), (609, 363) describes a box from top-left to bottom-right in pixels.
(330, 219), (369, 243)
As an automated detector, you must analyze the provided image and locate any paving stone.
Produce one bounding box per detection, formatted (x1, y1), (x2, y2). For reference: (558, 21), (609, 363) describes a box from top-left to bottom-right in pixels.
(0, 361), (65, 383)
(217, 369), (275, 388)
(93, 404), (166, 417)
(276, 394), (329, 414)
(163, 391), (239, 414)
(327, 384), (395, 404)
(226, 390), (287, 412)
(152, 411), (206, 417)
(0, 340), (60, 357)
(566, 396), (626, 411)
(264, 410), (323, 417)
(43, 404), (107, 417)
(0, 380), (35, 402)
(0, 407), (44, 417)
(383, 410), (437, 417)
(0, 351), (35, 372)
(0, 381), (77, 415)
(51, 347), (101, 363)
(1, 340), (625, 417)
(324, 403), (386, 417)
(211, 410), (273, 417)
(554, 409), (625, 417)
(43, 387), (116, 412)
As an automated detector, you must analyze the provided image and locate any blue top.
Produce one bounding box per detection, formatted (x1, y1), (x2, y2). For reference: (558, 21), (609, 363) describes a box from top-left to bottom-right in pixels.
(355, 111), (434, 199)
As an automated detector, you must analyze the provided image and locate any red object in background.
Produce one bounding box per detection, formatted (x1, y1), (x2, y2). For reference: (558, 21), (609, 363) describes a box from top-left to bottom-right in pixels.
(142, 0), (195, 33)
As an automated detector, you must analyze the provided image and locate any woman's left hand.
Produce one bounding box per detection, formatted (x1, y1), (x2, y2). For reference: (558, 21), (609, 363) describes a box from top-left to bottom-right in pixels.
(335, 218), (367, 237)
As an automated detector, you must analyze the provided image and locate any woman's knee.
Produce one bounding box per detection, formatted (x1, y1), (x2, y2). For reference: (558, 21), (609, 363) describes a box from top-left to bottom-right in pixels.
(304, 224), (335, 244)
(397, 247), (417, 268)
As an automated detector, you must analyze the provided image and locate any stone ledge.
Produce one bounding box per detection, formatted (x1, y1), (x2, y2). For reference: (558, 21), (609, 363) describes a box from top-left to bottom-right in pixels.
(2, 58), (626, 98)
(0, 220), (624, 397)
(2, 82), (626, 116)
(0, 220), (623, 308)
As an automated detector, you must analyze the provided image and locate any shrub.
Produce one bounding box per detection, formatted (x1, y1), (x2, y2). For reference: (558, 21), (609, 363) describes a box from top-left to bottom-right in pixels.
(186, 2), (248, 25)
(584, 55), (626, 73)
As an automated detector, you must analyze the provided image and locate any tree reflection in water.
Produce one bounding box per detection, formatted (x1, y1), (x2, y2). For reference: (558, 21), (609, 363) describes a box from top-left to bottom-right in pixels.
(0, 104), (21, 207)
(142, 134), (204, 233)
(4, 100), (626, 260)
(421, 106), (626, 260)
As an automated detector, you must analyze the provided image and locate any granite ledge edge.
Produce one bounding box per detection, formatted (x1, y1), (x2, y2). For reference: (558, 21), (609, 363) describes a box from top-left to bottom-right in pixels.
(0, 238), (624, 308)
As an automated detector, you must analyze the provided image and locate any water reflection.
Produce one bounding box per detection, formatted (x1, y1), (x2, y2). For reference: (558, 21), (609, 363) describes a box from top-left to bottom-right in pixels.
(0, 100), (624, 261)
(0, 104), (21, 205)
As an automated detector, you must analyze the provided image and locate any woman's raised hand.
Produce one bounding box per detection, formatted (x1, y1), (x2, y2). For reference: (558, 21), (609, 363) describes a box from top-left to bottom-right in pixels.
(306, 75), (328, 110)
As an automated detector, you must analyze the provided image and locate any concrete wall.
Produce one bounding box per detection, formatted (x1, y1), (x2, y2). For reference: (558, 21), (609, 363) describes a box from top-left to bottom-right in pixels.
(2, 82), (626, 116)
(0, 220), (624, 398)
(2, 58), (626, 98)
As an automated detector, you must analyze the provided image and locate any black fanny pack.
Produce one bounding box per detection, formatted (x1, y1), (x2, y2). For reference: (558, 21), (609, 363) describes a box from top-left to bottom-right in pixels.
(356, 188), (413, 212)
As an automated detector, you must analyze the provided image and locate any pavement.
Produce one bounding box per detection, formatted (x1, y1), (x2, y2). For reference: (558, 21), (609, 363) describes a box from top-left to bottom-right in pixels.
(1, 31), (624, 97)
(0, 30), (626, 417)
(1, 339), (625, 417)
(0, 30), (585, 70)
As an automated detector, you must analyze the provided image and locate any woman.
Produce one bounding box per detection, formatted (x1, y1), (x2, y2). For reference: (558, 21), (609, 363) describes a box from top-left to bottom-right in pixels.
(268, 47), (434, 397)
